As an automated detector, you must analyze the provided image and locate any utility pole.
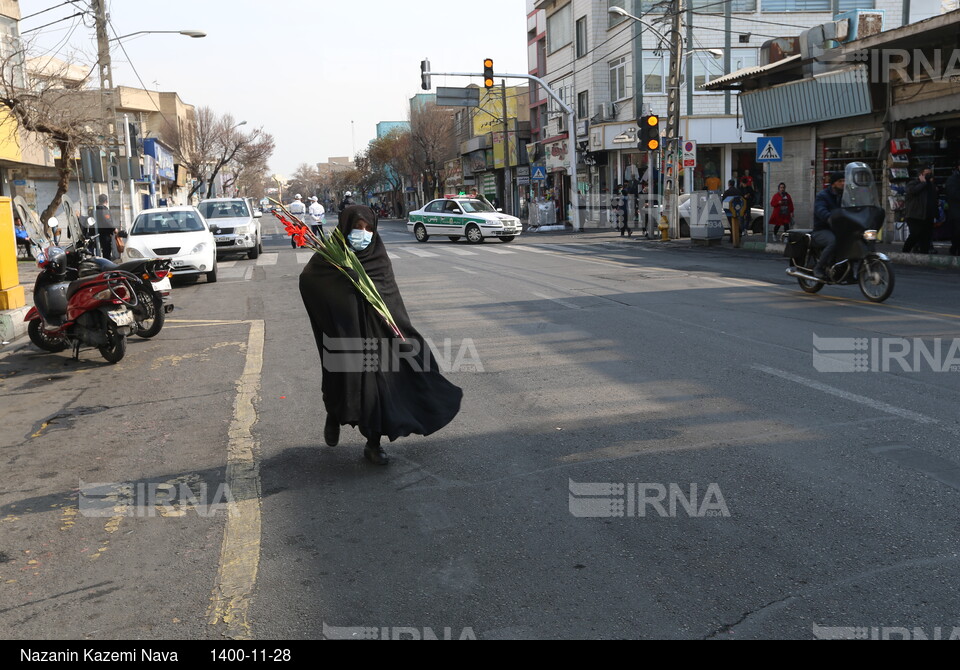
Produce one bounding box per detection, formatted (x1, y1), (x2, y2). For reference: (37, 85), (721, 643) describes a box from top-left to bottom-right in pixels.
(664, 0), (684, 239)
(501, 80), (511, 215)
(92, 0), (126, 228)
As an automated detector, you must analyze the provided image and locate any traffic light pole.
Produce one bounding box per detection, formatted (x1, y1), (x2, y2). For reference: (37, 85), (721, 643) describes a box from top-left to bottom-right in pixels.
(422, 67), (581, 231)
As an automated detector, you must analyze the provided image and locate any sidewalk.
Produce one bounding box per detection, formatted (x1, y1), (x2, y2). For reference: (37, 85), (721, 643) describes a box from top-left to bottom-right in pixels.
(0, 260), (39, 351)
(523, 225), (960, 271)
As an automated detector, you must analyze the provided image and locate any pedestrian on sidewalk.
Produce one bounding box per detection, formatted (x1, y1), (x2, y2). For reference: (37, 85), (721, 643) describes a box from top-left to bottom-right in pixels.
(903, 167), (938, 255)
(298, 206), (463, 466)
(945, 162), (960, 256)
(94, 194), (117, 260)
(770, 182), (794, 238)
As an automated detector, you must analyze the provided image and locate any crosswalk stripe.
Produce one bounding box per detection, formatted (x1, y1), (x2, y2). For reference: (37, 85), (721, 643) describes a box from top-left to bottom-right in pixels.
(445, 247), (477, 256)
(388, 253), (402, 260)
(219, 261), (238, 269)
(296, 252), (314, 264)
(397, 247), (439, 258)
(536, 244), (588, 255)
(256, 254), (279, 266)
(479, 247), (515, 255)
(511, 245), (551, 254)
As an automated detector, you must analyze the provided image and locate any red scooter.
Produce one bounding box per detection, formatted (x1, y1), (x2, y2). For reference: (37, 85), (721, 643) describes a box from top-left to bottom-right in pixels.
(25, 247), (139, 363)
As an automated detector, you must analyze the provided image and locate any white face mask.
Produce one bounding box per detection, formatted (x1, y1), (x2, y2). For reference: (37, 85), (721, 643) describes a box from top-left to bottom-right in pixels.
(348, 229), (373, 251)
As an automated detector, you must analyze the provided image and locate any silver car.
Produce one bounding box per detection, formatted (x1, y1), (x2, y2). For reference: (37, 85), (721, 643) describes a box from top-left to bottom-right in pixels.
(198, 198), (263, 260)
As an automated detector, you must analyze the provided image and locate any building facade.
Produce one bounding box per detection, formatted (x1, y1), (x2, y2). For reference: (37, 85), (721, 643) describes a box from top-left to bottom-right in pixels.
(530, 0), (913, 229)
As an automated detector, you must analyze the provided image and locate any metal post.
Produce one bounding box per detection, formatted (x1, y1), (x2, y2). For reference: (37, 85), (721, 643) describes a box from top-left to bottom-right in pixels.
(92, 0), (123, 227)
(501, 80), (511, 215)
(123, 114), (137, 225)
(764, 161), (771, 243)
(665, 0), (684, 239)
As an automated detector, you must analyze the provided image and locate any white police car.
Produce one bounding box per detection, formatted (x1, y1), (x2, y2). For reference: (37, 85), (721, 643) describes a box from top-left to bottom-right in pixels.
(407, 197), (522, 243)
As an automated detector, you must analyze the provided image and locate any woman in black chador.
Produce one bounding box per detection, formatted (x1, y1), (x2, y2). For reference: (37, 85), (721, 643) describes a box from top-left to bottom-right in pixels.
(299, 206), (462, 465)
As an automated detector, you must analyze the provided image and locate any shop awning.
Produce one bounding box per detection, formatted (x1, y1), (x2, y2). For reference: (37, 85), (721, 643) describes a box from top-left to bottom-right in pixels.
(889, 93), (960, 123)
(702, 55), (802, 91)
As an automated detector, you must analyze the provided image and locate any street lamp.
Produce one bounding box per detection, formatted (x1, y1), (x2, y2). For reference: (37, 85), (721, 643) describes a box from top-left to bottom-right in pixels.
(109, 30), (207, 42)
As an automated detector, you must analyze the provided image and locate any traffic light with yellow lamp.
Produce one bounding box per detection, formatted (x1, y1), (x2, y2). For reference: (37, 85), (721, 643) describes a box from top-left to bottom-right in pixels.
(483, 58), (495, 90)
(639, 114), (660, 151)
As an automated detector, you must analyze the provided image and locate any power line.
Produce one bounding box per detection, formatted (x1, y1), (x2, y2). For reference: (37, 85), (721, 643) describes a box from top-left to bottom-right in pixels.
(106, 18), (176, 132)
(20, 0), (84, 22)
(21, 12), (86, 34)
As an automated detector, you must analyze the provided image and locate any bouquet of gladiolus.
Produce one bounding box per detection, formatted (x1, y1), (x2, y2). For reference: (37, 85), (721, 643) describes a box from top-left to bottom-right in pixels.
(270, 199), (404, 340)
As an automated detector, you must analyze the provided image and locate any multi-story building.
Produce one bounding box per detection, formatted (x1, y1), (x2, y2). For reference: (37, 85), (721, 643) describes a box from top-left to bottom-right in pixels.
(530, 0), (923, 228)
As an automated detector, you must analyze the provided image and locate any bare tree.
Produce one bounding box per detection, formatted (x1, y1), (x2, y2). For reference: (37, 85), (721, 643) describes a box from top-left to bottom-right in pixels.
(409, 102), (456, 205)
(0, 45), (99, 230)
(175, 107), (268, 200)
(221, 131), (275, 197)
(367, 130), (409, 215)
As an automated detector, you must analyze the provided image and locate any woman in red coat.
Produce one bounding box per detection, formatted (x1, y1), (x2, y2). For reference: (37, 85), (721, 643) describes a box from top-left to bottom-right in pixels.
(770, 182), (794, 237)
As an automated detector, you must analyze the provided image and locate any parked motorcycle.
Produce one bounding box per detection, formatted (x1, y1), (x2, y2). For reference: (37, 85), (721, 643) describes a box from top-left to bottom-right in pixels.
(67, 228), (173, 338)
(784, 162), (895, 303)
(25, 247), (139, 363)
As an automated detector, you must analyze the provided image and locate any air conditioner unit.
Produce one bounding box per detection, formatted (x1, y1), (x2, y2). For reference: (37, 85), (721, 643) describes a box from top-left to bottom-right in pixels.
(557, 115), (568, 133)
(601, 102), (616, 120)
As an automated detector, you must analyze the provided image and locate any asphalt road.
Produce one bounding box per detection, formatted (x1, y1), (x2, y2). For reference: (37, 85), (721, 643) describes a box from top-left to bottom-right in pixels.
(2, 215), (960, 640)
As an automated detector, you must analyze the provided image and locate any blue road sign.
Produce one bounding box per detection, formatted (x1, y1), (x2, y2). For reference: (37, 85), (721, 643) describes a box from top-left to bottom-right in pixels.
(756, 136), (783, 163)
(531, 166), (547, 181)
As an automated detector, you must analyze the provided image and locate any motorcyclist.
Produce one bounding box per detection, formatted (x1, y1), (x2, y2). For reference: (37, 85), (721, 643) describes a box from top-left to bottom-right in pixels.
(339, 191), (356, 214)
(813, 171), (845, 280)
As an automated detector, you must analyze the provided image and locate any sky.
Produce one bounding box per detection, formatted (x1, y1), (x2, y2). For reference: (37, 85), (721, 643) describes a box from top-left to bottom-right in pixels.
(21, 0), (531, 178)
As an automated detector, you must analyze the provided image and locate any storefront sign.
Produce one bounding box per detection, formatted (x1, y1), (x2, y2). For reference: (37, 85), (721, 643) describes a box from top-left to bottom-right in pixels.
(143, 139), (176, 181)
(545, 140), (570, 171)
(516, 166), (530, 186)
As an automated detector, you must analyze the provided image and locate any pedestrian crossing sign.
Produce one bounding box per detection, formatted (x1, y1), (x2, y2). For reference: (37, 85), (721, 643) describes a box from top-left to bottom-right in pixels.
(756, 137), (783, 163)
(531, 166), (547, 181)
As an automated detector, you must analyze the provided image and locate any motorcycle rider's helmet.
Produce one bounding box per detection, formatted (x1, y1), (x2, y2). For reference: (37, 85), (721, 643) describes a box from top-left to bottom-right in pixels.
(39, 246), (67, 275)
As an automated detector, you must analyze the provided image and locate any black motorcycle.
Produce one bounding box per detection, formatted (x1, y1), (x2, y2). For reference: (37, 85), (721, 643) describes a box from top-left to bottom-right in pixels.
(784, 162), (895, 303)
(66, 229), (174, 338)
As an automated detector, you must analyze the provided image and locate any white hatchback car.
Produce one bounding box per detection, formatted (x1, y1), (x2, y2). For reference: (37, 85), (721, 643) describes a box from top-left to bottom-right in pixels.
(407, 197), (522, 243)
(122, 207), (219, 283)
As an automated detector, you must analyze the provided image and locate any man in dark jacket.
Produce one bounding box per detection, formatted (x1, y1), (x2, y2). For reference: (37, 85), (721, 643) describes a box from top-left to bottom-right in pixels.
(945, 163), (960, 256)
(903, 167), (938, 254)
(94, 194), (116, 260)
(812, 171), (845, 279)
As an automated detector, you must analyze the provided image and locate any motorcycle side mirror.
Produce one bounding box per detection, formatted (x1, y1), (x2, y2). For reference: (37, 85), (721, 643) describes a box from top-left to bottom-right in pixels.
(86, 217), (97, 228)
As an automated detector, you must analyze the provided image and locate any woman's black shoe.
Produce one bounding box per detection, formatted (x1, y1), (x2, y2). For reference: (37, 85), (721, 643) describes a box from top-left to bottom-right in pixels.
(363, 443), (390, 466)
(324, 416), (340, 447)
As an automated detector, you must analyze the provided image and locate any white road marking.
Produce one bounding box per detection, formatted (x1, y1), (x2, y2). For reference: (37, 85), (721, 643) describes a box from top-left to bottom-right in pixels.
(388, 253), (402, 261)
(480, 247), (516, 255)
(512, 246), (553, 254)
(219, 261), (237, 269)
(454, 266), (478, 275)
(532, 291), (581, 310)
(753, 365), (938, 425)
(398, 247), (439, 258)
(536, 244), (588, 255)
(445, 247), (478, 256)
(256, 254), (279, 266)
(296, 252), (314, 264)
